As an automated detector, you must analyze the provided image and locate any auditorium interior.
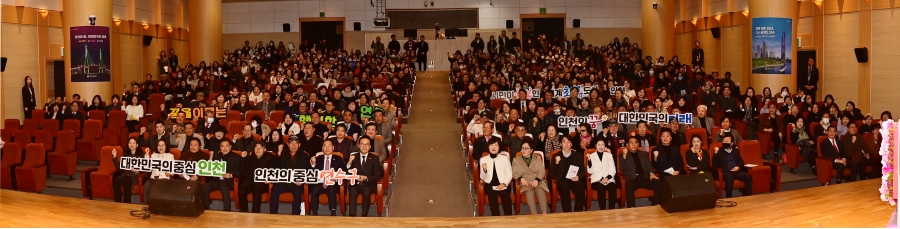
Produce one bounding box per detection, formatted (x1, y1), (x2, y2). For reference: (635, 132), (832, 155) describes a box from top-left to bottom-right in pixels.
(0, 0), (898, 227)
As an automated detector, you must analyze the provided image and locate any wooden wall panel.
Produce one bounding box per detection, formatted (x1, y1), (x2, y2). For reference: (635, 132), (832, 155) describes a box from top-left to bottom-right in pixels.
(821, 13), (860, 105)
(824, 0), (860, 14)
(1, 24), (40, 121)
(119, 34), (144, 88)
(869, 9), (900, 115)
(721, 24), (746, 84)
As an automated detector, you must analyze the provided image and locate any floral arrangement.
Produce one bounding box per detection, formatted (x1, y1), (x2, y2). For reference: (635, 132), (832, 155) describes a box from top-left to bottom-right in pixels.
(879, 119), (896, 206)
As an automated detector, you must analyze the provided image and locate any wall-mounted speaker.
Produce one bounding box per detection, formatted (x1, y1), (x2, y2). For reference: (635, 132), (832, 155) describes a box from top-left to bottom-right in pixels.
(142, 35), (152, 46)
(506, 20), (513, 29)
(283, 23), (290, 32)
(353, 22), (361, 31)
(711, 27), (720, 38)
(573, 19), (581, 28)
(0, 57), (7, 72)
(854, 47), (868, 63)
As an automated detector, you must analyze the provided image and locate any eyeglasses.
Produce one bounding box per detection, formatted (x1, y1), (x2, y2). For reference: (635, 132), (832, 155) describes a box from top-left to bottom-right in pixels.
(522, 147), (532, 150)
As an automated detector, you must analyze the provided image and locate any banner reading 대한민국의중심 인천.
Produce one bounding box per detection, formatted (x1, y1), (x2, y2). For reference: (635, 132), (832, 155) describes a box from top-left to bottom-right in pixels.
(70, 26), (111, 82)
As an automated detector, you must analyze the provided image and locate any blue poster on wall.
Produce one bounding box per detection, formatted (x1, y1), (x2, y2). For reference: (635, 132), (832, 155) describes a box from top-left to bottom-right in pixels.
(70, 26), (111, 82)
(751, 18), (792, 74)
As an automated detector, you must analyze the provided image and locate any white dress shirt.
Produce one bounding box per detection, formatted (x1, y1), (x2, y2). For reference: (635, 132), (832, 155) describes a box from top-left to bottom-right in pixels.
(149, 152), (175, 179)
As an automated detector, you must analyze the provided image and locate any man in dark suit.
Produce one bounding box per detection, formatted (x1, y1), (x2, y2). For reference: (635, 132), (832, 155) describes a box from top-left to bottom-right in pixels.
(595, 120), (627, 159)
(168, 49), (179, 69)
(821, 126), (856, 183)
(690, 105), (716, 139)
(197, 110), (221, 136)
(632, 121), (657, 153)
(139, 120), (174, 148)
(692, 41), (704, 67)
(238, 141), (276, 213)
(571, 33), (585, 58)
(507, 32), (521, 53)
(511, 89), (530, 112)
(799, 57), (819, 102)
(255, 92), (276, 120)
(269, 137), (312, 214)
(202, 140), (242, 211)
(498, 30), (510, 54)
(232, 124), (258, 153)
(472, 121), (502, 162)
(470, 33), (485, 53)
(387, 34), (401, 54)
(404, 36), (416, 54)
(64, 102), (86, 127)
(416, 35), (429, 72)
(346, 136), (384, 217)
(620, 136), (661, 207)
(713, 135), (753, 197)
(309, 139), (346, 216)
(299, 122), (324, 156)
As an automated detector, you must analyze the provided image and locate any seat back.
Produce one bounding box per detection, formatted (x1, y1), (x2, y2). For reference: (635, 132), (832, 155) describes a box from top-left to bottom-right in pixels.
(22, 144), (46, 168)
(102, 129), (122, 147)
(227, 110), (241, 121)
(490, 99), (507, 110)
(33, 130), (54, 152)
(170, 149), (181, 160)
(684, 128), (708, 148)
(98, 146), (123, 174)
(4, 119), (20, 132)
(815, 136), (828, 157)
(54, 131), (77, 153)
(270, 111), (285, 124)
(246, 110), (265, 121)
(1, 143), (23, 168)
(82, 120), (104, 140)
(12, 130), (31, 145)
(22, 119), (40, 134)
(738, 141), (762, 165)
(31, 110), (45, 123)
(63, 119), (82, 138)
(809, 122), (820, 136)
(149, 94), (166, 115)
(88, 110), (106, 122)
(0, 129), (9, 143)
(40, 119), (60, 137)
(107, 110), (127, 130)
(227, 121), (246, 139)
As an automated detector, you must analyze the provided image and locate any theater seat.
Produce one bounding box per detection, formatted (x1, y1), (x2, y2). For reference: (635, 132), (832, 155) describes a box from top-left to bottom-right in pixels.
(1, 129), (10, 145)
(738, 141), (779, 193)
(1, 143), (23, 190)
(245, 110), (265, 122)
(63, 119), (82, 139)
(684, 128), (708, 149)
(617, 148), (654, 207)
(12, 130), (32, 145)
(48, 131), (78, 179)
(31, 110), (45, 124)
(86, 146), (123, 200)
(784, 124), (803, 173)
(208, 177), (238, 210)
(305, 152), (346, 215)
(77, 120), (104, 162)
(107, 110), (128, 133)
(815, 136), (852, 185)
(40, 119), (60, 137)
(33, 130), (54, 153)
(270, 111), (285, 124)
(4, 119), (20, 132)
(585, 149), (621, 210)
(22, 119), (40, 135)
(15, 144), (47, 193)
(88, 110), (106, 122)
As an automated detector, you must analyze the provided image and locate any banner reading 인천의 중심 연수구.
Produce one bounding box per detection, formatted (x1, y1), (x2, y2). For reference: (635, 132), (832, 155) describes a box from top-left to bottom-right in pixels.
(70, 26), (111, 82)
(751, 18), (792, 75)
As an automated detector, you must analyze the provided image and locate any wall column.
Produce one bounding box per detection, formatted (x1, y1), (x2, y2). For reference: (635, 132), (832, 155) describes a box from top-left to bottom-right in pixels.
(188, 0), (222, 64)
(747, 0), (799, 97)
(63, 0), (114, 101)
(642, 0), (675, 59)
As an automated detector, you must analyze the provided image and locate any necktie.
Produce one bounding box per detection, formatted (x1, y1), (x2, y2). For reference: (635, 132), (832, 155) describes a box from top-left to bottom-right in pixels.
(808, 68), (812, 82)
(361, 155), (366, 165)
(323, 156), (331, 188)
(641, 138), (649, 152)
(832, 139), (838, 153)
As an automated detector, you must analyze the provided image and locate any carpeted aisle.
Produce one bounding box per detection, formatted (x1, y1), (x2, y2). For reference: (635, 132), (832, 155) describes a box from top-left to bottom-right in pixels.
(387, 71), (473, 217)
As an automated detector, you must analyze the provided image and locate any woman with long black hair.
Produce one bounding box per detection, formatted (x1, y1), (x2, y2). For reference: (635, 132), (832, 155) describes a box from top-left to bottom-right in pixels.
(111, 138), (147, 203)
(22, 76), (36, 118)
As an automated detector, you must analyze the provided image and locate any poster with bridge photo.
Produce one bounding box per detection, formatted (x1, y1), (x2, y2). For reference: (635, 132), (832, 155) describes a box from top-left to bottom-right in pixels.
(69, 26), (111, 82)
(751, 18), (792, 74)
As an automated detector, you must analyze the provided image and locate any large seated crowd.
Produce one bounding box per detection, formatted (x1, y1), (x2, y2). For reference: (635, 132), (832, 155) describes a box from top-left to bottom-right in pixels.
(1, 39), (414, 216)
(453, 31), (892, 215)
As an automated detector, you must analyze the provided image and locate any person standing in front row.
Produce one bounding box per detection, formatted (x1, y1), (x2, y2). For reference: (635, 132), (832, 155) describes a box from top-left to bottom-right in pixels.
(22, 76), (36, 119)
(416, 35), (429, 72)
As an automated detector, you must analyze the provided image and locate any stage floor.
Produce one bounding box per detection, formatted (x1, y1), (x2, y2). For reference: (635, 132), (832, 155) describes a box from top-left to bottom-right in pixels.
(0, 179), (893, 227)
